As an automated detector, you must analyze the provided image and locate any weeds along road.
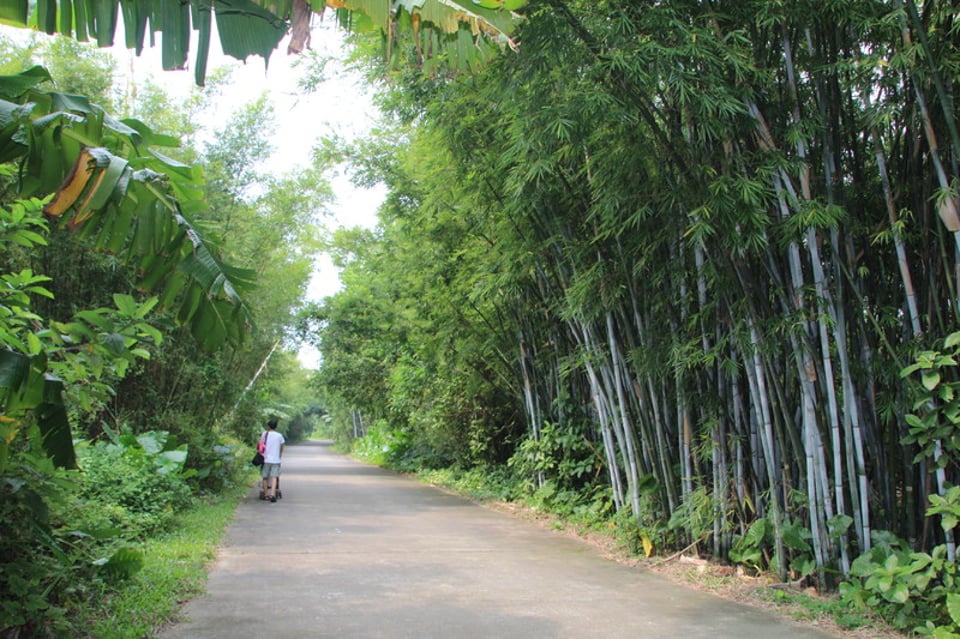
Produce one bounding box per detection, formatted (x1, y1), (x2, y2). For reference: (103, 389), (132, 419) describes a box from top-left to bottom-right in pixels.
(161, 441), (840, 639)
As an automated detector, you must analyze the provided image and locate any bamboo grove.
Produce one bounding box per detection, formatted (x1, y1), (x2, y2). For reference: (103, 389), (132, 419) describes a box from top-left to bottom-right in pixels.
(312, 0), (960, 588)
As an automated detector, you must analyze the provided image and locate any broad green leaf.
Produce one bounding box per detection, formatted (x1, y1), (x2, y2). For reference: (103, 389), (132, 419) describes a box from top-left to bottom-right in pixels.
(112, 294), (139, 316)
(0, 350), (30, 394)
(158, 448), (188, 469)
(884, 582), (909, 604)
(97, 546), (145, 581)
(948, 593), (960, 625)
(36, 383), (75, 469)
(0, 66), (52, 100)
(943, 514), (959, 532)
(923, 371), (941, 391)
(25, 332), (42, 355)
(136, 431), (167, 454)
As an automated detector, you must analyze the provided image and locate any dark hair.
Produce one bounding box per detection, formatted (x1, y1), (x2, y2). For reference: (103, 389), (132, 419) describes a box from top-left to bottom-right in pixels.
(267, 419), (278, 430)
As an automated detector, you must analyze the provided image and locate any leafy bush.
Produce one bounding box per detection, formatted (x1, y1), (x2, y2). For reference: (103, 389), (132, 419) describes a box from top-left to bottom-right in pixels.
(418, 465), (517, 502)
(75, 431), (192, 538)
(838, 531), (958, 634)
(728, 513), (817, 579)
(351, 420), (397, 466)
(508, 422), (599, 493)
(0, 428), (144, 639)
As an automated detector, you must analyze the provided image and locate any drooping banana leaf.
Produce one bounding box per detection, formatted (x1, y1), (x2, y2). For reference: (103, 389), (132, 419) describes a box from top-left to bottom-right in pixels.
(214, 0), (289, 63)
(6, 0), (525, 85)
(161, 0), (192, 69)
(0, 350), (75, 469)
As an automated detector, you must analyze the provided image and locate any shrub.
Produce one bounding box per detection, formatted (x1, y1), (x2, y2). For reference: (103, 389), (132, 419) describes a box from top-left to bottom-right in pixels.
(839, 531), (958, 634)
(0, 428), (143, 639)
(75, 431), (192, 538)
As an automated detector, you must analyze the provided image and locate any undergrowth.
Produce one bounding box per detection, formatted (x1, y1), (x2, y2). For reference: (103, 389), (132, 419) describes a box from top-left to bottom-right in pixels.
(78, 481), (249, 638)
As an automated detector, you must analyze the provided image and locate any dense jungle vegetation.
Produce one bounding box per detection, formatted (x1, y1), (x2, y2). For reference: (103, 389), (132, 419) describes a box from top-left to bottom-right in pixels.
(4, 0), (960, 636)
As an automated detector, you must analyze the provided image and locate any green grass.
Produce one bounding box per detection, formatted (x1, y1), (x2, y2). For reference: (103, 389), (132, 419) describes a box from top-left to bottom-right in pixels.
(78, 481), (249, 639)
(757, 587), (894, 634)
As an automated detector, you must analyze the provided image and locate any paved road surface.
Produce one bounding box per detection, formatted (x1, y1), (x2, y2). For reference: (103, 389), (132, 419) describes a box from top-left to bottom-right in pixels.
(161, 441), (839, 639)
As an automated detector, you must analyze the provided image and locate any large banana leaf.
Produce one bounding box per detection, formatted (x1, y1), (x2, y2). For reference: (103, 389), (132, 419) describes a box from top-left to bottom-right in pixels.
(1, 0), (525, 85)
(0, 350), (74, 468)
(0, 66), (255, 351)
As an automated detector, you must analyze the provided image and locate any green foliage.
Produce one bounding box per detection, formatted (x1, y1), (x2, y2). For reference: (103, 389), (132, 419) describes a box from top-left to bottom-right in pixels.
(0, 66), (255, 353)
(758, 587), (887, 632)
(728, 513), (816, 580)
(927, 486), (960, 536)
(74, 430), (192, 538)
(77, 482), (248, 639)
(351, 419), (434, 471)
(667, 486), (719, 547)
(0, 427), (153, 638)
(901, 331), (960, 475)
(508, 421), (600, 492)
(0, 195), (165, 467)
(839, 532), (957, 633)
(729, 518), (768, 571)
(0, 428), (213, 636)
(418, 465), (516, 502)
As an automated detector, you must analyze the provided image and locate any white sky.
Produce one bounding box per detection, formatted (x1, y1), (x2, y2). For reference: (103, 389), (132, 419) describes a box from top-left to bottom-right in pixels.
(110, 19), (387, 367)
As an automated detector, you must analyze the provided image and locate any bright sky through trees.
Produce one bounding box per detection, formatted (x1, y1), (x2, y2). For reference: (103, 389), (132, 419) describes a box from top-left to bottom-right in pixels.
(114, 18), (384, 284)
(2, 18), (385, 367)
(116, 20), (385, 368)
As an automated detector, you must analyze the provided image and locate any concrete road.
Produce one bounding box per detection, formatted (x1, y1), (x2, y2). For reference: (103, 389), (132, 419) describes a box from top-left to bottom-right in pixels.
(161, 441), (839, 639)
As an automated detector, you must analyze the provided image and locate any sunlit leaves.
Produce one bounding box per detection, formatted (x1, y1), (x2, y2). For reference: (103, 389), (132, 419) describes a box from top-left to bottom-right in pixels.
(0, 67), (253, 350)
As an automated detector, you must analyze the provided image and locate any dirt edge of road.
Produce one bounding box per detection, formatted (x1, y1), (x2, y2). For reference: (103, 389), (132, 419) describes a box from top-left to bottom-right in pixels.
(465, 499), (903, 639)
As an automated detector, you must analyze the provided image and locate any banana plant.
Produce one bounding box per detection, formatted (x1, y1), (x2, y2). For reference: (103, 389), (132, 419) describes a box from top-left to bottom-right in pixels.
(0, 0), (526, 85)
(0, 64), (256, 468)
(0, 65), (255, 352)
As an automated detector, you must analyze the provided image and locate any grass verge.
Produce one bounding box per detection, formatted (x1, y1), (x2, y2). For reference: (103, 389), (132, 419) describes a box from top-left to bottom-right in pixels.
(78, 480), (250, 639)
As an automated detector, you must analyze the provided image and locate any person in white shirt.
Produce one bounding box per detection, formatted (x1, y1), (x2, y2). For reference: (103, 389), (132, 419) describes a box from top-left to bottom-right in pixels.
(260, 419), (285, 503)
